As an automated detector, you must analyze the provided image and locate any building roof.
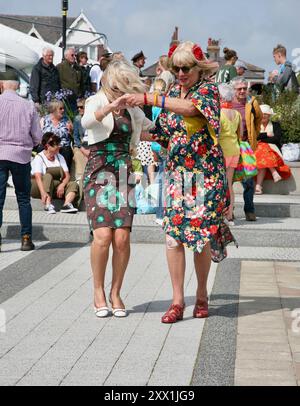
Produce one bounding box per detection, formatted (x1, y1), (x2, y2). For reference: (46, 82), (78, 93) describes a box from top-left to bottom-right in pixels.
(0, 14), (76, 44)
(143, 59), (265, 82)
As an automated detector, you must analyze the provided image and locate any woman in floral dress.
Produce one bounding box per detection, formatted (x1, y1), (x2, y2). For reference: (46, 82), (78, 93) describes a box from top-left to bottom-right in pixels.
(125, 41), (236, 323)
(82, 60), (153, 318)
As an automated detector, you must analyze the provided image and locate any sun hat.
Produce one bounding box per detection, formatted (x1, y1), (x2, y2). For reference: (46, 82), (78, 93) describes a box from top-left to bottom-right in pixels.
(260, 104), (275, 115)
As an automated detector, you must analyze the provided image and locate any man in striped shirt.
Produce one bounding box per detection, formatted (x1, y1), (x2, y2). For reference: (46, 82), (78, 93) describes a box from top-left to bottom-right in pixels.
(0, 69), (42, 251)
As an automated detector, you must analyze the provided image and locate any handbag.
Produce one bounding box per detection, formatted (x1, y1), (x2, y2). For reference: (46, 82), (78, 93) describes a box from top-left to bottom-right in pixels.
(135, 183), (156, 214)
(233, 141), (258, 182)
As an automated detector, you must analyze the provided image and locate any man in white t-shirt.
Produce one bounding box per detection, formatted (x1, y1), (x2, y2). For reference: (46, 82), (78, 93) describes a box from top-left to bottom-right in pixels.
(89, 52), (113, 93)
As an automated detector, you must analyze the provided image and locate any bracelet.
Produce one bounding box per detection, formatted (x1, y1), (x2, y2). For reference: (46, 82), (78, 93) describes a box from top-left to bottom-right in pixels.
(144, 92), (148, 105)
(153, 92), (159, 107)
(161, 95), (166, 109)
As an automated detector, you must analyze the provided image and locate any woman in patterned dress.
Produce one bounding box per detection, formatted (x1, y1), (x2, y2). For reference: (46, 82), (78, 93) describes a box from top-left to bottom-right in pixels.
(82, 60), (153, 318)
(125, 42), (236, 323)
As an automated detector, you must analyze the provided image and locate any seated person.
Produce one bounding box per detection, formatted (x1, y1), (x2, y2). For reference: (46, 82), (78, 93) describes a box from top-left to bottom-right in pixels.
(255, 104), (291, 194)
(73, 98), (90, 182)
(41, 100), (73, 170)
(31, 132), (79, 213)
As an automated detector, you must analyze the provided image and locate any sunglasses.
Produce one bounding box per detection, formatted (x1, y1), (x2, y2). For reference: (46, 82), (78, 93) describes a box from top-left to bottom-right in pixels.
(77, 105), (84, 109)
(236, 87), (248, 91)
(172, 64), (196, 74)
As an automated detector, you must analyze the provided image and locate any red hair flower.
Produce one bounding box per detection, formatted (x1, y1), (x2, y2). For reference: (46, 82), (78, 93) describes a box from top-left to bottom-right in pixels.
(192, 44), (204, 61)
(168, 44), (178, 58)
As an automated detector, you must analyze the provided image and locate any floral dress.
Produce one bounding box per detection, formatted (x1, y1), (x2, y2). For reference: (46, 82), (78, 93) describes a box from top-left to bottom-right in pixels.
(83, 111), (136, 231)
(151, 81), (236, 262)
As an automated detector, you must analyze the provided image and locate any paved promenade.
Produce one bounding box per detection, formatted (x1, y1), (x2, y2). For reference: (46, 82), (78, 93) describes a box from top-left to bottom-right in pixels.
(0, 236), (299, 386)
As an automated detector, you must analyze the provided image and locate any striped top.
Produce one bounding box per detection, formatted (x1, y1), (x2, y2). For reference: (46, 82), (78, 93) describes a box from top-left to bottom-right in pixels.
(0, 90), (42, 164)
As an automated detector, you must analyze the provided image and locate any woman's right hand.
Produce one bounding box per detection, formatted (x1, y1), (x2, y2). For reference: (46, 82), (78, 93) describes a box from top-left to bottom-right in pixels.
(41, 191), (50, 205)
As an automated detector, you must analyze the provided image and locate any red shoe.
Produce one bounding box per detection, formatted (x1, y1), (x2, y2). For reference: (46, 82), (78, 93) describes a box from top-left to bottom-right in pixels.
(161, 304), (185, 324)
(193, 299), (209, 319)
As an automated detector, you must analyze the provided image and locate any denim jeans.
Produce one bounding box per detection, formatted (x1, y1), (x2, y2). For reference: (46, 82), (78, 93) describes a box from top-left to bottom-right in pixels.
(242, 177), (255, 214)
(0, 161), (32, 237)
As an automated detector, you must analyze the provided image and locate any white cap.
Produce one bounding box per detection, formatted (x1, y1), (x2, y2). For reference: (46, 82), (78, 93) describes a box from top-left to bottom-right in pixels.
(260, 104), (275, 115)
(235, 60), (248, 70)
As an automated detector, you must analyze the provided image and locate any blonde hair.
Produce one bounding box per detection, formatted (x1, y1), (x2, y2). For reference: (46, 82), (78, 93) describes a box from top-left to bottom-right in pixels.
(153, 78), (167, 95)
(101, 60), (146, 100)
(171, 41), (219, 79)
(48, 100), (64, 114)
(158, 55), (170, 71)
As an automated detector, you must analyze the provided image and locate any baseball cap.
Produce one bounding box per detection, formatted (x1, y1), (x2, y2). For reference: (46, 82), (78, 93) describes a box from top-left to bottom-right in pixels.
(235, 60), (248, 70)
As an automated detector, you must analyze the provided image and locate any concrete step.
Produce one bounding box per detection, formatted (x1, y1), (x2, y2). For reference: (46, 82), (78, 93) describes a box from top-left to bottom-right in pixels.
(4, 187), (300, 218)
(2, 211), (300, 248)
(233, 161), (300, 195)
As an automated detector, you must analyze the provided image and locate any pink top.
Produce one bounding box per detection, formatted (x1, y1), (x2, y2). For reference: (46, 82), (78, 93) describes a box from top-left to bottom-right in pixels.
(0, 90), (42, 164)
(232, 100), (247, 138)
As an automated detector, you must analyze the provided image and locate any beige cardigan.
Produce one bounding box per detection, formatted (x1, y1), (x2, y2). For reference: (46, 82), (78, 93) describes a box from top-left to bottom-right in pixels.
(81, 89), (154, 149)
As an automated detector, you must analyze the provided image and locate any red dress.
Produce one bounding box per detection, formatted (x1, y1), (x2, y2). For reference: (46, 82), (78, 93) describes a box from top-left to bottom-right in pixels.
(255, 122), (291, 180)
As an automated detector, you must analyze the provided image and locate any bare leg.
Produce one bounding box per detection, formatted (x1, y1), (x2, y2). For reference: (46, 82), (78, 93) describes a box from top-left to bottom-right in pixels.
(166, 236), (186, 306)
(256, 169), (267, 187)
(91, 228), (113, 308)
(269, 167), (282, 182)
(147, 164), (157, 184)
(64, 191), (76, 205)
(226, 167), (235, 220)
(110, 228), (131, 309)
(194, 242), (212, 302)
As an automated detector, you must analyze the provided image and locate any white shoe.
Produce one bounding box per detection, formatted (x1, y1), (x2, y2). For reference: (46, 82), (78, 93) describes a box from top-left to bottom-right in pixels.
(112, 308), (128, 318)
(155, 218), (164, 226)
(44, 204), (56, 214)
(94, 306), (110, 318)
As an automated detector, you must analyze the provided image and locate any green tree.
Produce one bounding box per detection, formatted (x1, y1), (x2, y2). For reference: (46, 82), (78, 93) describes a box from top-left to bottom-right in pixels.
(259, 87), (300, 143)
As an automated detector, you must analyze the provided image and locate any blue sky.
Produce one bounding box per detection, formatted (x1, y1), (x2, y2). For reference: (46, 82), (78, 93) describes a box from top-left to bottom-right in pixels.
(1, 0), (300, 76)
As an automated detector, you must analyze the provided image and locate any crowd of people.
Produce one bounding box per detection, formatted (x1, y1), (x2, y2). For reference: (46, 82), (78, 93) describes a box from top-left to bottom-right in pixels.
(0, 39), (298, 322)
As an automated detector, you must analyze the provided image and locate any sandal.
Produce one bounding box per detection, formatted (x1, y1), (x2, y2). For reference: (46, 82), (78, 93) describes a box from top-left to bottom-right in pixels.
(161, 304), (185, 324)
(272, 173), (282, 183)
(255, 185), (263, 195)
(193, 299), (209, 319)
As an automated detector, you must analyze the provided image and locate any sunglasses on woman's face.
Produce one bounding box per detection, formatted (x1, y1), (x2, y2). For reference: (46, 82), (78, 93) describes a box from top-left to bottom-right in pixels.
(77, 105), (84, 110)
(172, 64), (196, 74)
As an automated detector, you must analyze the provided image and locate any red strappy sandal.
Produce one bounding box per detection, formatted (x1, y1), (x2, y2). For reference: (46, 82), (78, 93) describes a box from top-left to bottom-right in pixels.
(193, 299), (209, 319)
(161, 304), (185, 324)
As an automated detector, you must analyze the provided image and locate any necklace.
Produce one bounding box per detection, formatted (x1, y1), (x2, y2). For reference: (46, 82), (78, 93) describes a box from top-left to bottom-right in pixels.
(221, 102), (233, 109)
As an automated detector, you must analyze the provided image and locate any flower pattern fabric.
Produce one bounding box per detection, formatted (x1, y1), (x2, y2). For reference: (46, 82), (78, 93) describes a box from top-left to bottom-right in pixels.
(83, 111), (136, 231)
(151, 81), (236, 262)
(43, 115), (72, 147)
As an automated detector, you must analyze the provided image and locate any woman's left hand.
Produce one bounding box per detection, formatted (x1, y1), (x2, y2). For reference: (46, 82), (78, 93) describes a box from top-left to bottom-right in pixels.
(66, 121), (73, 133)
(123, 93), (144, 108)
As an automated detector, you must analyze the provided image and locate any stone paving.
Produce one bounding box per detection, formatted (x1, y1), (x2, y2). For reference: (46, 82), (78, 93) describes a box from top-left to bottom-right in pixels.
(0, 238), (299, 386)
(235, 261), (300, 386)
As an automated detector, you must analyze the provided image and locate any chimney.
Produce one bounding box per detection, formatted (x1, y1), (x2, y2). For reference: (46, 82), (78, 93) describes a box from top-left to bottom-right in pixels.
(206, 38), (220, 61)
(170, 27), (180, 47)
